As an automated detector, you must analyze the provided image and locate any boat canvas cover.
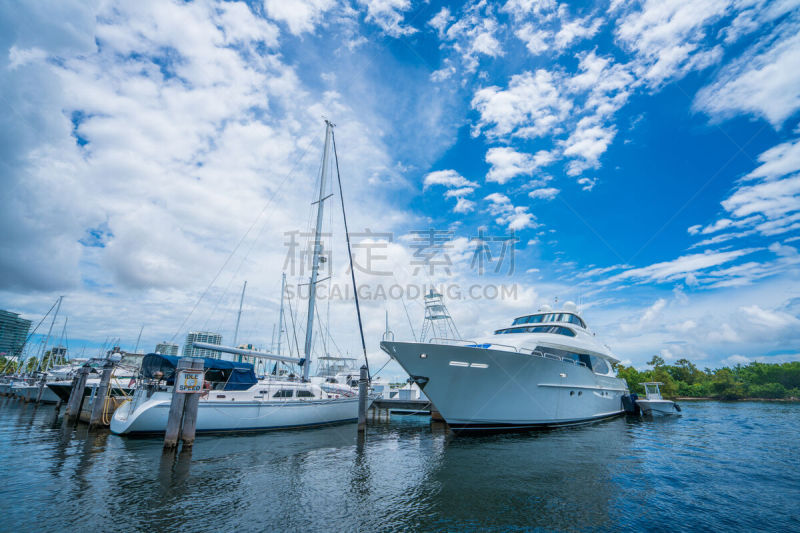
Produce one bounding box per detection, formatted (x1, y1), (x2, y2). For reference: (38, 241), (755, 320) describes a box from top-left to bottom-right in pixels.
(140, 353), (257, 391)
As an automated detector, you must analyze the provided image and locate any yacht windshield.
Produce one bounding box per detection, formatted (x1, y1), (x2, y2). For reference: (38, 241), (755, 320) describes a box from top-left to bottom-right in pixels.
(494, 325), (576, 337)
(512, 313), (585, 328)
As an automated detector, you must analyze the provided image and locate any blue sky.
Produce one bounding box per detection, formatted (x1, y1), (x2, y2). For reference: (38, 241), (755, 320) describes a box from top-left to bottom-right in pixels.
(1, 0), (799, 374)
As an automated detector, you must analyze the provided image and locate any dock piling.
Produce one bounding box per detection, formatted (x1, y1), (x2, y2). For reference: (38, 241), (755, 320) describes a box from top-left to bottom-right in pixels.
(358, 365), (368, 433)
(164, 357), (204, 450)
(89, 361), (115, 429)
(65, 365), (90, 422)
(35, 374), (47, 404)
(179, 358), (204, 447)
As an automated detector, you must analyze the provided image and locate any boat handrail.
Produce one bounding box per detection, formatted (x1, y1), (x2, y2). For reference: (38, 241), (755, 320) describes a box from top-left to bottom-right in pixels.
(428, 339), (593, 370)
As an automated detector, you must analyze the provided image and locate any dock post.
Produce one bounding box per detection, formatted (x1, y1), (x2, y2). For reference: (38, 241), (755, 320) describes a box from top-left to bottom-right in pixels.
(357, 365), (368, 433)
(163, 358), (192, 449)
(89, 361), (115, 429)
(179, 358), (205, 448)
(65, 365), (90, 422)
(35, 374), (47, 404)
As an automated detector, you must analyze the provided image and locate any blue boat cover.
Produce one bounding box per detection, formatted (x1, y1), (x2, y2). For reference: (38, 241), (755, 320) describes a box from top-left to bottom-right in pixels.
(141, 353), (257, 391)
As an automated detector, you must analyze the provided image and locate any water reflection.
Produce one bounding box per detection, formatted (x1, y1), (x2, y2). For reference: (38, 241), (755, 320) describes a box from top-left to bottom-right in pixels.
(0, 401), (798, 532)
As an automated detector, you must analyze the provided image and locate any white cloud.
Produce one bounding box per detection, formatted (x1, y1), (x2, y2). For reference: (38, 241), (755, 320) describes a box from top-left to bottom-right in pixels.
(615, 0), (729, 86)
(422, 169), (477, 190)
(695, 19), (800, 127)
(577, 177), (597, 191)
(528, 187), (560, 200)
(555, 15), (603, 50)
(471, 70), (572, 139)
(562, 117), (616, 170)
(453, 197), (476, 213)
(620, 297), (666, 333)
(605, 248), (760, 285)
(514, 24), (551, 55)
(744, 138), (800, 182)
(485, 146), (554, 184)
(357, 0), (417, 37)
(438, 3), (505, 72)
(485, 192), (538, 230)
(428, 7), (452, 38)
(264, 0), (335, 35)
(444, 187), (476, 198)
(501, 0), (557, 21)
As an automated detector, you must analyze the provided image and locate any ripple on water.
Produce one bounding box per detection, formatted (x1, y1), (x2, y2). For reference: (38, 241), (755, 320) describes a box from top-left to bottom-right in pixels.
(0, 401), (798, 532)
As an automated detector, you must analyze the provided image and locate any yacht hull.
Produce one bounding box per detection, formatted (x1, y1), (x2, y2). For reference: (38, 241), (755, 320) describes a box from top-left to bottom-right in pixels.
(382, 341), (627, 429)
(110, 391), (368, 435)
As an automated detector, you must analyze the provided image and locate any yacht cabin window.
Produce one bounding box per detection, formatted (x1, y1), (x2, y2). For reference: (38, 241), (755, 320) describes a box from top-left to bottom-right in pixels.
(590, 356), (610, 375)
(296, 390), (315, 398)
(494, 325), (576, 337)
(512, 313), (586, 328)
(273, 390), (294, 398)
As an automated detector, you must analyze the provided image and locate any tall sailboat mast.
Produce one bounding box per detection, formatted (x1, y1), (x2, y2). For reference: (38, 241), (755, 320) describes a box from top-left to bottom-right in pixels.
(302, 120), (333, 381)
(277, 273), (286, 356)
(233, 280), (247, 346)
(36, 295), (62, 373)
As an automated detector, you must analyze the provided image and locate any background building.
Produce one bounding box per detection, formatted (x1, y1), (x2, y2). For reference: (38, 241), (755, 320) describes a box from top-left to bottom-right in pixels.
(154, 342), (179, 356)
(182, 331), (222, 358)
(0, 310), (32, 358)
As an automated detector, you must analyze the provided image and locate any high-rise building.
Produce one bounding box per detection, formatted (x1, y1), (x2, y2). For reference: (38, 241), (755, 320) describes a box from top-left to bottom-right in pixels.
(154, 342), (179, 356)
(0, 310), (32, 358)
(182, 331), (222, 358)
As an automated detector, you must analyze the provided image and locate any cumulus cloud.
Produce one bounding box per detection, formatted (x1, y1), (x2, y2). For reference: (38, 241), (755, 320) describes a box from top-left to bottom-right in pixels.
(485, 146), (554, 184)
(485, 193), (538, 230)
(528, 187), (560, 200)
(264, 0), (335, 35)
(471, 70), (572, 139)
(423, 169), (477, 190)
(614, 0), (728, 86)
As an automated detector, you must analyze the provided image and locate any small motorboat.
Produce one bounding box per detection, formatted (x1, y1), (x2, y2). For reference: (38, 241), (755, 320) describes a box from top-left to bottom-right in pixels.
(636, 382), (681, 416)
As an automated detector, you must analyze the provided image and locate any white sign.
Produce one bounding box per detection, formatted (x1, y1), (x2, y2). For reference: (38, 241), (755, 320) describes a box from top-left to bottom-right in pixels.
(176, 370), (204, 393)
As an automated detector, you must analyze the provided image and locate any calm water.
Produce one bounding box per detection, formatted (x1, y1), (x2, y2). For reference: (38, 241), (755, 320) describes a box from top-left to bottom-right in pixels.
(0, 399), (798, 532)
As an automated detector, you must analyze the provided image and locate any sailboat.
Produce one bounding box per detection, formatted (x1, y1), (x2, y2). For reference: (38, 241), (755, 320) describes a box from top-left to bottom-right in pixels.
(111, 120), (374, 435)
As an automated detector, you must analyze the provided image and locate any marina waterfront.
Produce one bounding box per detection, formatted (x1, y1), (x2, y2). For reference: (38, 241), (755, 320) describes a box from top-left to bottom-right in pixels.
(1, 399), (797, 532)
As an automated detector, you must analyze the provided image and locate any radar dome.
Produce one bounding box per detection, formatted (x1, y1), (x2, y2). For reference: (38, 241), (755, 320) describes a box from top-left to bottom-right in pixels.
(538, 304), (553, 312)
(563, 301), (578, 312)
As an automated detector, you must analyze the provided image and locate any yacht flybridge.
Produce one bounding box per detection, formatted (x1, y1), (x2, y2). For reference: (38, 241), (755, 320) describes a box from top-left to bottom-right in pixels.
(380, 302), (629, 429)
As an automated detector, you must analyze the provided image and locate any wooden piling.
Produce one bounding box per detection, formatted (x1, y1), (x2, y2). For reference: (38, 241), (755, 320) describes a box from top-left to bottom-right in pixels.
(179, 358), (205, 448)
(164, 357), (205, 450)
(35, 374), (47, 404)
(65, 365), (90, 422)
(163, 358), (191, 449)
(89, 361), (115, 429)
(357, 365), (368, 432)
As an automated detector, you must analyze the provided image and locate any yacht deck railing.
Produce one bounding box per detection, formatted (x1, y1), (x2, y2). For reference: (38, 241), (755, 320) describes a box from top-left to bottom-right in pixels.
(429, 338), (589, 368)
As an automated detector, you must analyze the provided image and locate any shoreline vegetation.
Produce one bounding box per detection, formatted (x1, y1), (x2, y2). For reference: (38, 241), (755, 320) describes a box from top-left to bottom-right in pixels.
(615, 357), (800, 401)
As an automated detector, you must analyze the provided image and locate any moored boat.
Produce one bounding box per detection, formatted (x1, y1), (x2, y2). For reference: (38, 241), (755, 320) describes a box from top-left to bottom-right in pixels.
(381, 303), (629, 429)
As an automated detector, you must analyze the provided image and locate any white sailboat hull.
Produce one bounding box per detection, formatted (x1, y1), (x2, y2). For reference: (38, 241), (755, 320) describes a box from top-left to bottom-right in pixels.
(382, 341), (627, 429)
(110, 390), (367, 435)
(10, 384), (60, 403)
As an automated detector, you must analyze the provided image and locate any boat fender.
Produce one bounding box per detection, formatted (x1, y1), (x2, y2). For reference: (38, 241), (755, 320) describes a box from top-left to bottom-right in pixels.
(674, 403), (681, 412)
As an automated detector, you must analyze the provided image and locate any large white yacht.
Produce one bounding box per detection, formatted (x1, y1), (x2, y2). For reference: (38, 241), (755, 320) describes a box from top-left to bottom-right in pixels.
(380, 303), (628, 429)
